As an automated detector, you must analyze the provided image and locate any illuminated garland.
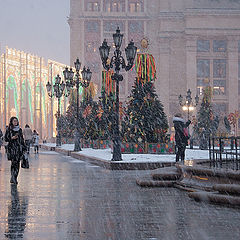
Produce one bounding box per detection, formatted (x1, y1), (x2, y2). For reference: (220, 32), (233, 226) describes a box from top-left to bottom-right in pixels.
(101, 70), (115, 100)
(136, 53), (156, 82)
(36, 82), (47, 124)
(22, 79), (33, 124)
(6, 76), (19, 118)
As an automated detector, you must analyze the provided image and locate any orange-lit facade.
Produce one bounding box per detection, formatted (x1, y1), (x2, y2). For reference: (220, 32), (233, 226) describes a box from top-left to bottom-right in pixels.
(0, 47), (69, 139)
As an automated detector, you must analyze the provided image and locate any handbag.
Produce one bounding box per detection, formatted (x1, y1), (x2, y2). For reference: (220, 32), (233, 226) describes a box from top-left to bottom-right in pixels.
(183, 127), (190, 139)
(21, 153), (29, 169)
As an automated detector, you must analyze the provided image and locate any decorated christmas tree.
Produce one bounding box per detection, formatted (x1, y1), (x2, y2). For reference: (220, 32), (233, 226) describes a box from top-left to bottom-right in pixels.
(99, 71), (116, 139)
(122, 78), (169, 143)
(195, 87), (219, 149)
(60, 93), (86, 138)
(82, 100), (98, 140)
(97, 96), (114, 140)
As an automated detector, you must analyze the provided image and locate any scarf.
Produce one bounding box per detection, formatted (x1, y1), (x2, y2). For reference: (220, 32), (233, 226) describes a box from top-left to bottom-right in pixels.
(12, 126), (20, 132)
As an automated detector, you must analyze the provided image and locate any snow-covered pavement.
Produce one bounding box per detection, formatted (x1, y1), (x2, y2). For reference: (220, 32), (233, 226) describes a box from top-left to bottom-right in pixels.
(43, 143), (209, 163)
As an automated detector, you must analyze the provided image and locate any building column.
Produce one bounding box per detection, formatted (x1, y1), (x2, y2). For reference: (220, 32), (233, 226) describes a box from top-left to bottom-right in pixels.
(80, 20), (85, 66)
(19, 52), (23, 126)
(26, 53), (29, 125)
(70, 19), (83, 66)
(228, 38), (238, 113)
(34, 57), (37, 131)
(186, 36), (197, 97)
(185, 36), (198, 122)
(158, 37), (170, 117)
(147, 0), (170, 115)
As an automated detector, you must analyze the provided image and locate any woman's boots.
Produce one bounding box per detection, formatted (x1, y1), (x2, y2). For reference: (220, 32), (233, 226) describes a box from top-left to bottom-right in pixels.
(10, 161), (19, 184)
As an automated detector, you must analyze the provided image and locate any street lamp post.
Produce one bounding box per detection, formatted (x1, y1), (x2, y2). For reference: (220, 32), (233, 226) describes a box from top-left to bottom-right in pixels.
(46, 74), (69, 147)
(179, 89), (199, 149)
(179, 89), (199, 120)
(99, 27), (137, 161)
(63, 59), (92, 152)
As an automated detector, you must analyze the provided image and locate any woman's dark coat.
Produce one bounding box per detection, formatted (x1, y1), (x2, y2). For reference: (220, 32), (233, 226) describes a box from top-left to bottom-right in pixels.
(173, 117), (191, 146)
(5, 127), (26, 161)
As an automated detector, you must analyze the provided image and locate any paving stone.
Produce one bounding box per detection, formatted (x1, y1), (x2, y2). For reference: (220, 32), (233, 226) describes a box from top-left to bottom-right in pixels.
(189, 191), (240, 206)
(1, 150), (240, 239)
(213, 184), (240, 195)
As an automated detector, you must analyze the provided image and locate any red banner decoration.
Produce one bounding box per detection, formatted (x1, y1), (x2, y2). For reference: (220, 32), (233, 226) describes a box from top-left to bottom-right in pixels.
(136, 53), (156, 82)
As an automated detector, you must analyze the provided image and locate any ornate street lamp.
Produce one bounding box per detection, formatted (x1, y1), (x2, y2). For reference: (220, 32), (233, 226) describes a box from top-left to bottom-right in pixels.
(179, 89), (199, 149)
(63, 59), (92, 151)
(99, 27), (137, 161)
(46, 74), (70, 146)
(179, 89), (199, 120)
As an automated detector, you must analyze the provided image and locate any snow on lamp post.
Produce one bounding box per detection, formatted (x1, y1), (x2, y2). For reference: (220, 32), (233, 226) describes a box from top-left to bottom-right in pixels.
(63, 59), (92, 152)
(46, 74), (69, 147)
(99, 27), (137, 161)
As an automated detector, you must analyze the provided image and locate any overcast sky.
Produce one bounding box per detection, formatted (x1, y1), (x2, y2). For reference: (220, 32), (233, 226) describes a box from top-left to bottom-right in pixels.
(0, 0), (70, 64)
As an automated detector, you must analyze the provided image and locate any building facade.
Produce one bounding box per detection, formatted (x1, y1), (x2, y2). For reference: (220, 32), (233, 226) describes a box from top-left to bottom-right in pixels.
(0, 47), (70, 139)
(69, 0), (240, 129)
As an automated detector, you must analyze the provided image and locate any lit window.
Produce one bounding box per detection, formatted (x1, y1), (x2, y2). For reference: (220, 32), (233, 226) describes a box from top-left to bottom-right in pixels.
(118, 2), (123, 12)
(129, 3), (135, 12)
(197, 79), (210, 96)
(87, 3), (92, 11)
(106, 3), (111, 12)
(86, 42), (92, 52)
(213, 80), (226, 95)
(112, 2), (118, 12)
(93, 3), (99, 11)
(104, 0), (124, 12)
(136, 3), (141, 12)
(129, 1), (143, 13)
(213, 40), (227, 52)
(86, 42), (98, 53)
(86, 2), (100, 12)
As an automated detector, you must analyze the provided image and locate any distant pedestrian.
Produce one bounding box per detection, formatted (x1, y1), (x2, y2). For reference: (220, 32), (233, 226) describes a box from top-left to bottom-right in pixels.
(5, 117), (26, 184)
(173, 113), (191, 162)
(23, 124), (32, 154)
(32, 130), (39, 154)
(0, 128), (3, 150)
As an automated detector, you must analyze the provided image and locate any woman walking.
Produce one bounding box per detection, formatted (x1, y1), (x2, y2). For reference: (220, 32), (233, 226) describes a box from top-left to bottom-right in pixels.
(5, 117), (26, 184)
